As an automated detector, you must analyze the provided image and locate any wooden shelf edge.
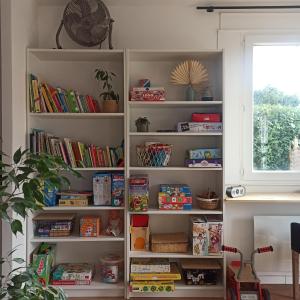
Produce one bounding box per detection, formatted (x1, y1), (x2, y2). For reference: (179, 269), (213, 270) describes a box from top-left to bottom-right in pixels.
(225, 192), (300, 203)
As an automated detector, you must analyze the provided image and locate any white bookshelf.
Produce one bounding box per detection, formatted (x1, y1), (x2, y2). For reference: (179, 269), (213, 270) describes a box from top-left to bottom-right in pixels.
(26, 48), (126, 299)
(126, 49), (225, 299)
(26, 48), (225, 299)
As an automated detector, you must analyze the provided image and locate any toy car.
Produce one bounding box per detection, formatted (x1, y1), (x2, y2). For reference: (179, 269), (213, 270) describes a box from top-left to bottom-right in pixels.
(222, 245), (273, 300)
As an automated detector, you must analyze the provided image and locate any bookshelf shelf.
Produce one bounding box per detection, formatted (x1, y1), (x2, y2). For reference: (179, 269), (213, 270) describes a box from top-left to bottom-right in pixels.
(43, 206), (125, 211)
(129, 251), (223, 259)
(129, 167), (223, 171)
(31, 235), (125, 243)
(29, 113), (124, 119)
(129, 101), (222, 108)
(128, 208), (223, 215)
(52, 280), (124, 291)
(73, 167), (124, 171)
(129, 132), (222, 136)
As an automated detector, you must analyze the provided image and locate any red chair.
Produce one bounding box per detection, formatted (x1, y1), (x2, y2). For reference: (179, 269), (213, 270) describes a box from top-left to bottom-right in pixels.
(291, 222), (300, 299)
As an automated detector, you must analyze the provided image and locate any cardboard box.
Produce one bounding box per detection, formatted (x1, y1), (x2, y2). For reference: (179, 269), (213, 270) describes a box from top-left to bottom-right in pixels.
(188, 148), (222, 160)
(111, 173), (125, 207)
(130, 87), (166, 101)
(191, 113), (221, 123)
(191, 217), (209, 256)
(131, 226), (150, 251)
(31, 243), (56, 286)
(130, 281), (175, 292)
(130, 258), (171, 273)
(80, 216), (101, 237)
(93, 173), (111, 206)
(129, 175), (149, 212)
(177, 122), (222, 133)
(185, 159), (222, 168)
(151, 232), (188, 253)
(207, 216), (223, 255)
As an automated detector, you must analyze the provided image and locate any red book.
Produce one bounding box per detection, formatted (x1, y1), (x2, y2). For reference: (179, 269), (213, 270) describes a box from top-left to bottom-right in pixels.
(48, 85), (63, 113)
(51, 279), (91, 286)
(92, 98), (101, 113)
(86, 95), (95, 113)
(98, 148), (104, 167)
(92, 145), (99, 167)
(88, 146), (95, 167)
(71, 142), (82, 167)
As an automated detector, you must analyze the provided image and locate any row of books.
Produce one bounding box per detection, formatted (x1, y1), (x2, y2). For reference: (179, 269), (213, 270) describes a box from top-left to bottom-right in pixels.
(30, 129), (124, 168)
(29, 74), (100, 113)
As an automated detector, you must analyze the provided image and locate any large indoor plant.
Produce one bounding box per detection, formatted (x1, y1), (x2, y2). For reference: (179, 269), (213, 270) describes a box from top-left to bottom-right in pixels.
(95, 69), (120, 113)
(0, 148), (79, 299)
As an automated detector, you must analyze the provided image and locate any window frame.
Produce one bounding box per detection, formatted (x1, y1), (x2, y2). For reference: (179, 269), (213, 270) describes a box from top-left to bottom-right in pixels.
(243, 33), (300, 183)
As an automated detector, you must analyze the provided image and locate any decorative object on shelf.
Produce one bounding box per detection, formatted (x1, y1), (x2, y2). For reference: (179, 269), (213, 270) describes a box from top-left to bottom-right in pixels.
(100, 254), (124, 283)
(151, 232), (189, 253)
(56, 0), (114, 49)
(201, 86), (214, 101)
(226, 185), (246, 198)
(135, 117), (150, 132)
(105, 210), (123, 237)
(51, 263), (94, 286)
(158, 184), (192, 210)
(95, 69), (120, 113)
(130, 87), (166, 102)
(129, 175), (149, 212)
(196, 190), (220, 210)
(80, 216), (101, 237)
(136, 142), (173, 167)
(170, 60), (209, 101)
(29, 74), (101, 113)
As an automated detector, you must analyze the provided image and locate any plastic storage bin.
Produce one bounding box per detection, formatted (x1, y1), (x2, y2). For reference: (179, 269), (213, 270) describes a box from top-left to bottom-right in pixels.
(100, 255), (124, 283)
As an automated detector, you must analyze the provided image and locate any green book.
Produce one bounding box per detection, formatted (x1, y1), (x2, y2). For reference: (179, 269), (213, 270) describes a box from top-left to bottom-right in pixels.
(66, 90), (80, 113)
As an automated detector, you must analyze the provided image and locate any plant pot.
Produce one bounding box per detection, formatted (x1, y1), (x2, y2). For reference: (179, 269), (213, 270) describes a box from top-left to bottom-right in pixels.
(103, 99), (119, 113)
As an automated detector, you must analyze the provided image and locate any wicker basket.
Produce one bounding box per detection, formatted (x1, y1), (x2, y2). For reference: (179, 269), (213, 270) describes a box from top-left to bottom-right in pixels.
(196, 197), (219, 210)
(151, 232), (188, 253)
(136, 144), (172, 167)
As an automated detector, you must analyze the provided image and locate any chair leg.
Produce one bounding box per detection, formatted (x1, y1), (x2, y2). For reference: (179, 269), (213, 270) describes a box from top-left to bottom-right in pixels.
(292, 250), (299, 300)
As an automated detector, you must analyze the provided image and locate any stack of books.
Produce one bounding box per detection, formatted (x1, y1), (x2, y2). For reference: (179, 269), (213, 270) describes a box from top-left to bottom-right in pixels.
(29, 74), (100, 113)
(58, 191), (93, 207)
(51, 263), (94, 285)
(30, 129), (124, 168)
(129, 259), (181, 293)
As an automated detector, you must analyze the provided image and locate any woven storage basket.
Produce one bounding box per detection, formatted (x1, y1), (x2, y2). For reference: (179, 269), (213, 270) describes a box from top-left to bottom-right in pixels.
(151, 232), (188, 253)
(196, 197), (219, 210)
(136, 144), (172, 167)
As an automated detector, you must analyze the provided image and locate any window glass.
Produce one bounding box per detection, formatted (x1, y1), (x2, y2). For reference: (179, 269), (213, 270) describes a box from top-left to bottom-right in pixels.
(253, 45), (300, 171)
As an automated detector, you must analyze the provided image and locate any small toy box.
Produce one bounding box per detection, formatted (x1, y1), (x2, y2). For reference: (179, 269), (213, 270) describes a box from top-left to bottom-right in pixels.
(191, 113), (221, 123)
(44, 181), (58, 207)
(130, 281), (175, 293)
(31, 243), (56, 286)
(80, 216), (101, 237)
(93, 173), (111, 206)
(158, 184), (192, 210)
(111, 173), (125, 207)
(191, 217), (209, 256)
(58, 191), (92, 207)
(177, 122), (222, 133)
(33, 213), (75, 237)
(188, 148), (222, 160)
(181, 259), (221, 286)
(185, 158), (222, 168)
(130, 87), (166, 101)
(131, 215), (150, 251)
(129, 175), (149, 211)
(151, 232), (188, 253)
(51, 263), (94, 285)
(206, 215), (223, 255)
(130, 258), (171, 273)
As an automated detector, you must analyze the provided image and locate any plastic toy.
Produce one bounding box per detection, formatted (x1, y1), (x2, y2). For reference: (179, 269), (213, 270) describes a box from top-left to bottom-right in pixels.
(222, 245), (273, 300)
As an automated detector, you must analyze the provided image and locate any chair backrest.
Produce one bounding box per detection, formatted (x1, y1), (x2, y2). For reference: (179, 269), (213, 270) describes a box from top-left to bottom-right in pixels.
(291, 222), (300, 252)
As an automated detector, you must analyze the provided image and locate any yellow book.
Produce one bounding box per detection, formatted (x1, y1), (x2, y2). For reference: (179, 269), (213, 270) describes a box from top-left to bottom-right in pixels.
(130, 263), (181, 281)
(40, 84), (53, 113)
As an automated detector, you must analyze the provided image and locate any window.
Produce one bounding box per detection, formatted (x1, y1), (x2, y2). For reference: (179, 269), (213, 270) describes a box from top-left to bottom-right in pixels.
(243, 35), (300, 182)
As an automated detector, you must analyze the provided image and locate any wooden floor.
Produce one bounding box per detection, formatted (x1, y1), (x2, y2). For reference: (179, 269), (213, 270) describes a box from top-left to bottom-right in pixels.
(70, 284), (296, 300)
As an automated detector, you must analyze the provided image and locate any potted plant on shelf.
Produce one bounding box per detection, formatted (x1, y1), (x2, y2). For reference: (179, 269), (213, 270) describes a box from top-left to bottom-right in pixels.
(95, 69), (120, 113)
(0, 148), (79, 299)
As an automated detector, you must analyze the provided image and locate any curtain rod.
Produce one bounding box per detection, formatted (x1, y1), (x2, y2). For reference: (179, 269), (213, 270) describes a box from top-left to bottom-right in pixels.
(196, 5), (300, 12)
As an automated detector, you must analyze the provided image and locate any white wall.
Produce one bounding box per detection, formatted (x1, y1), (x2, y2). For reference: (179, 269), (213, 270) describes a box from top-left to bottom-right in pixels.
(3, 0), (300, 276)
(1, 0), (38, 274)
